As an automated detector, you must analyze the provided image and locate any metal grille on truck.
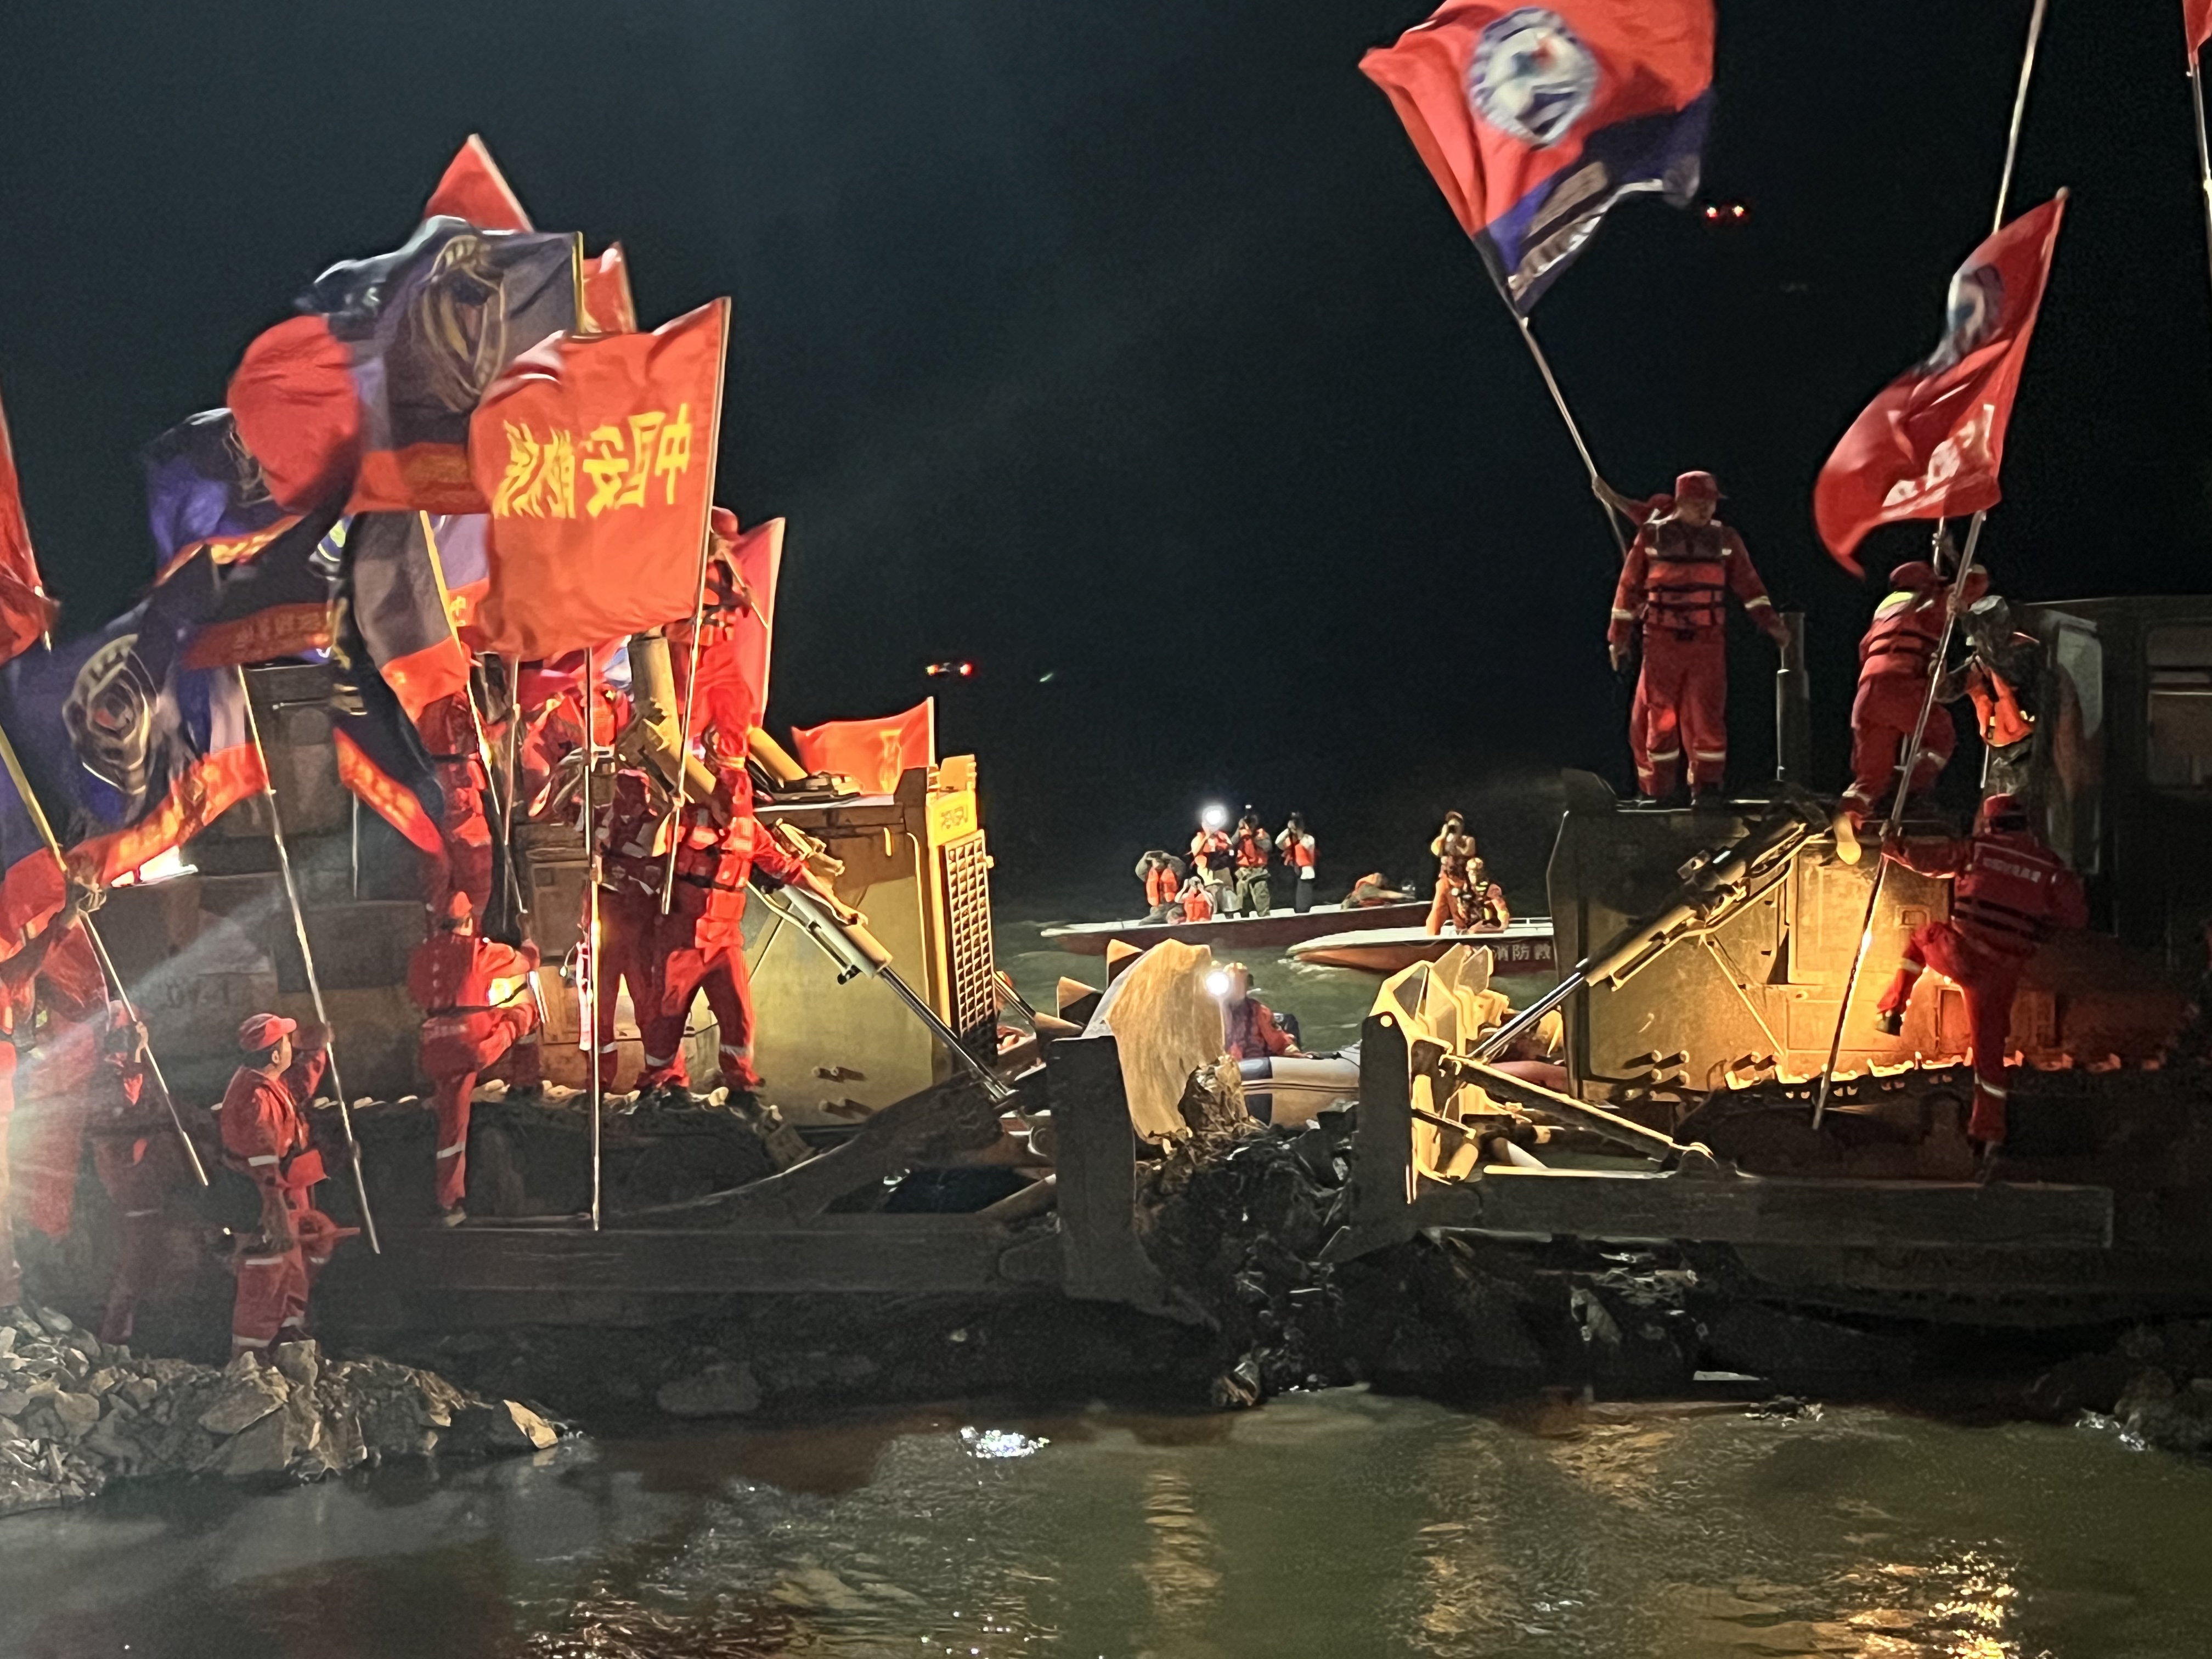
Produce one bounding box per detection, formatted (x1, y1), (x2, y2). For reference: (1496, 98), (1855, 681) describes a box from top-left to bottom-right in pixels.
(941, 831), (998, 1052)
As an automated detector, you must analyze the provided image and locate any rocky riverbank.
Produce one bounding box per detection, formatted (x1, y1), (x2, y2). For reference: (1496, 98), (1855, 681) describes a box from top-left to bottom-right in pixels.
(0, 1300), (558, 1517)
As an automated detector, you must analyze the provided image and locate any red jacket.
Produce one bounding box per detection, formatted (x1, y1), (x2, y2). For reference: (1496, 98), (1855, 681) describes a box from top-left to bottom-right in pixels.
(1224, 998), (1293, 1060)
(1887, 829), (2087, 963)
(1609, 517), (1778, 645)
(1232, 829), (1272, 870)
(220, 1048), (331, 1194)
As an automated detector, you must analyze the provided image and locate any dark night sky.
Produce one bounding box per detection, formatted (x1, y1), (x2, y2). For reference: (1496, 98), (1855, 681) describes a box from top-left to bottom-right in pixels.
(2, 2), (2208, 913)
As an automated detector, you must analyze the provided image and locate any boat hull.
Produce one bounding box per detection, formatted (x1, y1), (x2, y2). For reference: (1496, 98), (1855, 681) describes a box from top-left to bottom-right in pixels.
(1039, 900), (1431, 956)
(1291, 920), (1558, 977)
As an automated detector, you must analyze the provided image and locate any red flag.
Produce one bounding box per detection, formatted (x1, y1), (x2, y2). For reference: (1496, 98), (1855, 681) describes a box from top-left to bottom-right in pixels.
(0, 380), (57, 664)
(1361, 0), (1714, 310)
(791, 700), (935, 795)
(424, 134), (533, 232)
(726, 515), (783, 726)
(467, 299), (729, 659)
(582, 245), (639, 335)
(1814, 194), (2067, 572)
(2190, 0), (2212, 57)
(225, 316), (363, 510)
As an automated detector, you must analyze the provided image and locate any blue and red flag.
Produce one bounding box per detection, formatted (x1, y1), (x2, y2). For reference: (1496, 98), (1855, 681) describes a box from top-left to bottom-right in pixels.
(141, 410), (301, 582)
(0, 751), (65, 952)
(164, 496), (346, 670)
(334, 511), (475, 730)
(0, 600), (266, 887)
(1362, 1), (1714, 312)
(331, 664), (447, 859)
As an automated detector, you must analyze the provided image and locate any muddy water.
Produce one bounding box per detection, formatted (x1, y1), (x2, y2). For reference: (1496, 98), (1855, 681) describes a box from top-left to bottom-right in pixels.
(5, 1390), (2211, 1657)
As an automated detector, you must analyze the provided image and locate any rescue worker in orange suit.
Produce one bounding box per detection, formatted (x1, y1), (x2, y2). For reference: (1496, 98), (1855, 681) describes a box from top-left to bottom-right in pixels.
(1606, 471), (1789, 805)
(665, 508), (759, 755)
(1231, 813), (1274, 917)
(1955, 586), (2040, 793)
(1135, 851), (1185, 922)
(594, 766), (673, 1090)
(1176, 875), (1214, 922)
(220, 1013), (341, 1359)
(409, 891), (541, 1224)
(1189, 815), (1232, 914)
(83, 1006), (185, 1345)
(1841, 561), (1985, 829)
(1216, 964), (1301, 1060)
(422, 691), (494, 918)
(1873, 793), (2087, 1149)
(1425, 815), (1474, 936)
(1277, 813), (1317, 914)
(0, 888), (94, 1308)
(644, 762), (825, 1096)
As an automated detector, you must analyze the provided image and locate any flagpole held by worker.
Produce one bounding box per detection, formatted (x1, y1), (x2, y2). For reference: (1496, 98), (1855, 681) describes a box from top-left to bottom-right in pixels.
(233, 665), (381, 1253)
(583, 649), (602, 1233)
(0, 719), (207, 1188)
(2186, 0), (2212, 310)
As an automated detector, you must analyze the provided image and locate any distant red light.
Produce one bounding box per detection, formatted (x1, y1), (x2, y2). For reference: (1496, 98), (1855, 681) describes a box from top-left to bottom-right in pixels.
(923, 659), (976, 679)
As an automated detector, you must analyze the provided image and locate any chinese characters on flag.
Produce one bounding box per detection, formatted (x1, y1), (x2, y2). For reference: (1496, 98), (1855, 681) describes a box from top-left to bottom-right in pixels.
(466, 299), (729, 659)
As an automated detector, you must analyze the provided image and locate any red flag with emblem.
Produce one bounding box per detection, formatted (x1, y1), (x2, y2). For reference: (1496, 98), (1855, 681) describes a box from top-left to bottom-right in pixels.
(1813, 194), (2066, 572)
(466, 299), (728, 660)
(791, 700), (935, 796)
(0, 381), (58, 664)
(424, 134), (533, 232)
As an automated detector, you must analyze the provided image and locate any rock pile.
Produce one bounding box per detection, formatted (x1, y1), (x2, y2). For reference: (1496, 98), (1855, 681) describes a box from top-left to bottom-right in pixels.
(0, 1300), (558, 1517)
(2033, 1319), (2212, 1454)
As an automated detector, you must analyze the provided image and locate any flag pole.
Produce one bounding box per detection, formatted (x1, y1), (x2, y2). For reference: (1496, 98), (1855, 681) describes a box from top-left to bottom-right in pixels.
(1509, 309), (1630, 560)
(2190, 46), (2212, 309)
(659, 297), (732, 917)
(234, 668), (380, 1252)
(1991, 0), (2049, 232)
(582, 649), (601, 1232)
(416, 514), (526, 929)
(0, 723), (206, 1187)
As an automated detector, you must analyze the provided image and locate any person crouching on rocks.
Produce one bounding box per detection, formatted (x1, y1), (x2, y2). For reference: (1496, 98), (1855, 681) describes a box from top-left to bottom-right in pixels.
(220, 1014), (341, 1361)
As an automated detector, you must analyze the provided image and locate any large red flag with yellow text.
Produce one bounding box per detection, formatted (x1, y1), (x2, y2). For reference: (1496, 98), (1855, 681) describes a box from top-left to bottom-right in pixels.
(466, 300), (728, 659)
(791, 700), (935, 796)
(0, 381), (57, 663)
(1813, 194), (2066, 572)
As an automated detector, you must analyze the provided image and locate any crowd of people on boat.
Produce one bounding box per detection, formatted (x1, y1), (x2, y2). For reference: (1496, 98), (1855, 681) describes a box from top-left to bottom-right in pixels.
(1131, 805), (1511, 938)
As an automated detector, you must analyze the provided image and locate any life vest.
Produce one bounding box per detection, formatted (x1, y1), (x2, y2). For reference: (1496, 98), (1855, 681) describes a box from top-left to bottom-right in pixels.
(1232, 831), (1269, 870)
(1951, 831), (2084, 961)
(1859, 588), (1946, 682)
(1145, 862), (1181, 908)
(1191, 829), (1229, 871)
(1638, 520), (1736, 636)
(1181, 885), (1214, 922)
(595, 770), (670, 896)
(1281, 832), (1315, 870)
(1968, 665), (2034, 747)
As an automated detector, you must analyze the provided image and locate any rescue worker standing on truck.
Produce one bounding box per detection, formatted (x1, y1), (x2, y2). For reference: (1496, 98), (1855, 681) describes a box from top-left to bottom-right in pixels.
(0, 886), (94, 1309)
(83, 1005), (186, 1345)
(422, 691), (494, 917)
(1277, 814), (1317, 913)
(1231, 812), (1273, 917)
(1606, 471), (1789, 805)
(220, 1013), (340, 1359)
(1841, 560), (1983, 829)
(1873, 793), (2087, 1150)
(409, 891), (541, 1225)
(595, 765), (675, 1090)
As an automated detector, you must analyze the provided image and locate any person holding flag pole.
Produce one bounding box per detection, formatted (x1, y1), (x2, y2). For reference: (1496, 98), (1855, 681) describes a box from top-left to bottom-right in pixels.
(1805, 0), (2061, 1135)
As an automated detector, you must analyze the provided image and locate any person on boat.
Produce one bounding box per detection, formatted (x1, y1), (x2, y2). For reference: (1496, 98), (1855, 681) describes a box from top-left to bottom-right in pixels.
(1135, 850), (1185, 922)
(1231, 812), (1274, 917)
(1840, 558), (1978, 830)
(1348, 872), (1411, 907)
(1190, 809), (1233, 915)
(1277, 813), (1317, 913)
(410, 890), (541, 1226)
(1214, 963), (1300, 1060)
(1607, 470), (1788, 806)
(1872, 792), (2086, 1152)
(220, 1013), (341, 1360)
(1425, 813), (1465, 934)
(1177, 875), (1215, 923)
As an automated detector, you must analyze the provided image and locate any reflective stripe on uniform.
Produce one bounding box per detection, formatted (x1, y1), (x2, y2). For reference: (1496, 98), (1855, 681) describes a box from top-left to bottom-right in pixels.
(436, 1143), (466, 1159)
(1691, 749), (1726, 762)
(1646, 748), (1681, 762)
(240, 1254), (286, 1267)
(247, 1154), (280, 1166)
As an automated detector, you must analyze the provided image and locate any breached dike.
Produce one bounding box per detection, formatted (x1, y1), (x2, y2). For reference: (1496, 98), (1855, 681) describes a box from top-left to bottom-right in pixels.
(0, 1300), (557, 1518)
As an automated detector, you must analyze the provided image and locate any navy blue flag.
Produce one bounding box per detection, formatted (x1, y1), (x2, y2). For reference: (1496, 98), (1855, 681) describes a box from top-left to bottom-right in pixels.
(1, 601), (267, 887)
(302, 218), (580, 515)
(141, 410), (301, 582)
(159, 495), (346, 670)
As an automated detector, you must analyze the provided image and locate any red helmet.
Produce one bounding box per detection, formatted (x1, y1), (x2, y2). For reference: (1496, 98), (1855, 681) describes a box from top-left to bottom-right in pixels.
(238, 1012), (296, 1052)
(1957, 568), (1991, 603)
(1889, 560), (1939, 592)
(1978, 792), (2028, 832)
(1673, 470), (1722, 503)
(439, 889), (476, 930)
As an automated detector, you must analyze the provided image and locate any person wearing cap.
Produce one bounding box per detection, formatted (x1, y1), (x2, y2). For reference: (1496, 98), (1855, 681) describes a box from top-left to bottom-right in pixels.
(1276, 814), (1317, 914)
(1840, 558), (1982, 828)
(409, 891), (541, 1224)
(220, 1011), (338, 1357)
(1230, 812), (1274, 917)
(1873, 793), (2085, 1150)
(1606, 471), (1789, 806)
